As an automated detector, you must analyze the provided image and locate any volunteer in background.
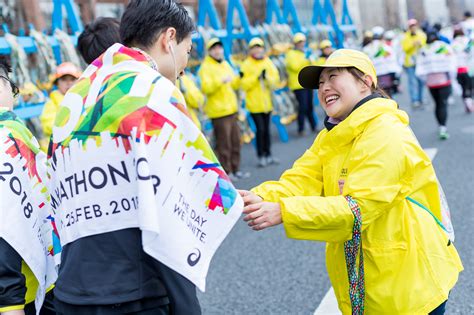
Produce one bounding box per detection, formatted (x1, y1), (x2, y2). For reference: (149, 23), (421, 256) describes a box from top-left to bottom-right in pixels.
(285, 33), (317, 135)
(39, 62), (81, 150)
(401, 19), (427, 109)
(240, 38), (280, 167)
(199, 38), (249, 181)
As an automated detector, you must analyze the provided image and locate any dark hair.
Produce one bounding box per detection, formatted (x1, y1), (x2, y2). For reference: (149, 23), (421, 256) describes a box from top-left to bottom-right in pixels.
(0, 57), (11, 78)
(433, 23), (442, 32)
(78, 17), (121, 64)
(453, 26), (464, 38)
(426, 30), (439, 44)
(120, 0), (195, 49)
(465, 11), (472, 18)
(346, 67), (391, 99)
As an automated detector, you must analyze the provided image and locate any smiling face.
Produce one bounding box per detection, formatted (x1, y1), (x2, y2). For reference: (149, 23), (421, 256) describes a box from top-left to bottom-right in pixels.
(317, 67), (373, 120)
(250, 45), (265, 59)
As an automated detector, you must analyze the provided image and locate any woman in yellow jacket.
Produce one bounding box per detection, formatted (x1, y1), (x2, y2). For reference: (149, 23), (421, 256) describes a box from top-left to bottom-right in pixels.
(240, 38), (280, 167)
(177, 73), (204, 130)
(285, 33), (317, 135)
(401, 19), (427, 108)
(198, 38), (247, 179)
(240, 49), (462, 314)
(314, 39), (334, 65)
(39, 62), (81, 150)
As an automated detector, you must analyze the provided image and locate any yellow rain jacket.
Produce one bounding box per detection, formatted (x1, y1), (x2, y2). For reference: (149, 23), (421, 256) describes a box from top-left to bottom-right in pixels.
(40, 90), (64, 149)
(313, 56), (328, 66)
(285, 49), (310, 90)
(240, 56), (280, 114)
(401, 30), (427, 67)
(253, 97), (463, 314)
(198, 56), (239, 119)
(177, 74), (205, 130)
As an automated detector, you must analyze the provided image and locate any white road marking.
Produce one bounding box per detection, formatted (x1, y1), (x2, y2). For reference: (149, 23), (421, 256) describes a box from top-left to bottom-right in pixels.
(314, 287), (341, 315)
(424, 148), (438, 161)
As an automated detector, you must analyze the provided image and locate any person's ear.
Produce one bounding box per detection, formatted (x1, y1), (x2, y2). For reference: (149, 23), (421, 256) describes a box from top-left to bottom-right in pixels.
(163, 27), (177, 53)
(361, 74), (374, 92)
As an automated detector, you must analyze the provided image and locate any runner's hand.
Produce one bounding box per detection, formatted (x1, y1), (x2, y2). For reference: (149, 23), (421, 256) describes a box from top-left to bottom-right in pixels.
(238, 190), (263, 206)
(243, 201), (282, 231)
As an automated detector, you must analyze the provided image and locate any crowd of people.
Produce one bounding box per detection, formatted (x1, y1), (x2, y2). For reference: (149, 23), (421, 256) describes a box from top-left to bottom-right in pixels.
(14, 10), (474, 172)
(0, 0), (471, 314)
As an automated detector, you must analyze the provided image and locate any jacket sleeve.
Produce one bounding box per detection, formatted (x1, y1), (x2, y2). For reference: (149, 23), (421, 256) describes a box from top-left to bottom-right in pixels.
(402, 33), (426, 54)
(182, 77), (204, 110)
(239, 62), (260, 92)
(0, 239), (26, 312)
(277, 116), (413, 243)
(252, 132), (324, 201)
(285, 51), (309, 72)
(39, 98), (57, 137)
(401, 34), (414, 54)
(198, 65), (222, 96)
(226, 63), (240, 91)
(265, 59), (280, 89)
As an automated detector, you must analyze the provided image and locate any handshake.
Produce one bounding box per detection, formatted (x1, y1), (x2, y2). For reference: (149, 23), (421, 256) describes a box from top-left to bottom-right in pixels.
(238, 190), (283, 231)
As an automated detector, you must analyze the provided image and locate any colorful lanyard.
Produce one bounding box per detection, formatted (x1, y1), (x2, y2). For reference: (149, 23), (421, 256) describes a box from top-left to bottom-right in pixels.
(344, 195), (365, 314)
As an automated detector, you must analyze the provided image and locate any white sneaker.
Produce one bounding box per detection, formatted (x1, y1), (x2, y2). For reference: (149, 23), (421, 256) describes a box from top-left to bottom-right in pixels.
(234, 170), (251, 179)
(412, 101), (422, 110)
(266, 156), (280, 165)
(228, 173), (239, 182)
(464, 98), (474, 113)
(258, 157), (267, 167)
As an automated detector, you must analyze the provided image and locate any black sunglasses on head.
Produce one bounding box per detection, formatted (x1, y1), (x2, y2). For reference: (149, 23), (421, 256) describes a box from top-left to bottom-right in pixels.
(0, 75), (19, 98)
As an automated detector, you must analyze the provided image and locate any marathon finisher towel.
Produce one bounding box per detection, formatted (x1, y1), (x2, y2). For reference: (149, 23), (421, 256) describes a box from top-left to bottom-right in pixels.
(363, 42), (401, 76)
(415, 40), (456, 77)
(0, 108), (59, 312)
(47, 43), (243, 291)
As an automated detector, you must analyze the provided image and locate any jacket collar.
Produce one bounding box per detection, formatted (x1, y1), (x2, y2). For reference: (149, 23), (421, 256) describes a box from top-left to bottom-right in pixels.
(206, 55), (224, 64)
(319, 96), (408, 151)
(324, 93), (382, 131)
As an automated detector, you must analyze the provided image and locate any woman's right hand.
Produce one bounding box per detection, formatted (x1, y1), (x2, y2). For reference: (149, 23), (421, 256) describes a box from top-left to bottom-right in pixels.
(238, 190), (263, 206)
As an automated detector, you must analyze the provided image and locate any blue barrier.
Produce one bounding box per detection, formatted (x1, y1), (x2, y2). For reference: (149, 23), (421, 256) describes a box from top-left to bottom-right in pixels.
(14, 102), (45, 120)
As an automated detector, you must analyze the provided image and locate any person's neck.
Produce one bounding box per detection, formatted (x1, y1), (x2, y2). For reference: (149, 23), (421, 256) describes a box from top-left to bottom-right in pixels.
(324, 93), (379, 130)
(251, 55), (264, 60)
(210, 55), (223, 63)
(132, 46), (159, 71)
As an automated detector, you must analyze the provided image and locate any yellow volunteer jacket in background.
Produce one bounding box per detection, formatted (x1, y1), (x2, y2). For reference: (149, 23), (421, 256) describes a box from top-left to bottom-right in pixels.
(401, 30), (427, 67)
(39, 90), (63, 150)
(177, 74), (204, 130)
(240, 56), (280, 114)
(253, 97), (462, 314)
(313, 56), (328, 66)
(285, 49), (310, 90)
(198, 56), (239, 119)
